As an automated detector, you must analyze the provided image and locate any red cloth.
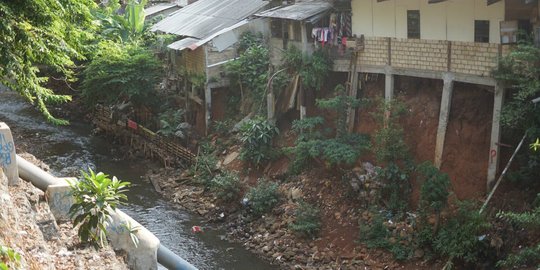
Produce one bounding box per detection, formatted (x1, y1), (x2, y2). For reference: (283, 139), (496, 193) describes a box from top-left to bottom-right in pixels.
(127, 119), (138, 130)
(342, 36), (347, 46)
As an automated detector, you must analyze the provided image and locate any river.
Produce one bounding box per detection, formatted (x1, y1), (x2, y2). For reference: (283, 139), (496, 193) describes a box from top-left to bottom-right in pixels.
(0, 89), (274, 270)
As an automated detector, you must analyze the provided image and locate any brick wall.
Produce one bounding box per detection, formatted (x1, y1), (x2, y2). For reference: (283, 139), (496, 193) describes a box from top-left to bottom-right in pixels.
(450, 42), (499, 77)
(183, 47), (206, 75)
(358, 37), (388, 66)
(347, 37), (502, 78)
(391, 38), (448, 72)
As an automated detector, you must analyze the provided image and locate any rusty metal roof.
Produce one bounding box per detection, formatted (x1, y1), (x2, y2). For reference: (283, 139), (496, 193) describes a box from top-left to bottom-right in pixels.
(151, 0), (268, 39)
(255, 0), (332, 21)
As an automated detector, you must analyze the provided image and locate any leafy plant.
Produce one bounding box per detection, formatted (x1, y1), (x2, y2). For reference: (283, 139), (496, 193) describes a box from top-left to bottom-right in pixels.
(211, 172), (243, 203)
(359, 212), (412, 260)
(68, 168), (131, 249)
(290, 201), (321, 238)
(0, 245), (21, 270)
(0, 0), (96, 124)
(417, 161), (451, 233)
(246, 179), (280, 217)
(157, 109), (189, 139)
(496, 193), (540, 268)
(226, 32), (270, 114)
(81, 41), (163, 108)
(239, 117), (279, 165)
(434, 201), (491, 264)
(281, 46), (332, 91)
(189, 143), (218, 187)
(371, 99), (412, 215)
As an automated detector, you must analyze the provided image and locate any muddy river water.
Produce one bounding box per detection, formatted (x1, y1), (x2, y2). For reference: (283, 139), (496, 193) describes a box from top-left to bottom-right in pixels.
(0, 89), (274, 270)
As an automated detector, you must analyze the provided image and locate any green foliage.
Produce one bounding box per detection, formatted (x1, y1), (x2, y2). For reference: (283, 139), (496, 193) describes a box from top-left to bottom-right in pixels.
(239, 117), (279, 165)
(372, 99), (412, 215)
(189, 143), (218, 187)
(94, 0), (148, 43)
(157, 109), (188, 139)
(286, 85), (369, 173)
(226, 32), (270, 114)
(289, 201), (321, 238)
(68, 168), (131, 249)
(0, 0), (97, 124)
(496, 193), (540, 268)
(360, 212), (412, 260)
(0, 245), (21, 270)
(417, 161), (451, 215)
(497, 243), (540, 268)
(434, 202), (491, 264)
(281, 46), (332, 91)
(493, 40), (540, 183)
(81, 41), (163, 107)
(210, 172), (243, 203)
(211, 120), (234, 136)
(246, 179), (280, 217)
(376, 163), (411, 215)
(372, 99), (409, 164)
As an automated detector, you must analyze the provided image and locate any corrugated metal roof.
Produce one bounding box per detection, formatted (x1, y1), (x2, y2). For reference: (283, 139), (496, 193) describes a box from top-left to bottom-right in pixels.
(167, 37), (200, 51)
(255, 1), (332, 21)
(151, 0), (268, 39)
(145, 3), (181, 17)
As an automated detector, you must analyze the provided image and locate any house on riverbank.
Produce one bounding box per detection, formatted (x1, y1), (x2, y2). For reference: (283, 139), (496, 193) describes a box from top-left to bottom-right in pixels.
(151, 0), (270, 135)
(258, 0), (539, 198)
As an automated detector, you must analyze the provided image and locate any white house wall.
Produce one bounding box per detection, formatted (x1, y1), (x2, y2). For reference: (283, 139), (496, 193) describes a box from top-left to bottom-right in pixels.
(351, 0), (504, 43)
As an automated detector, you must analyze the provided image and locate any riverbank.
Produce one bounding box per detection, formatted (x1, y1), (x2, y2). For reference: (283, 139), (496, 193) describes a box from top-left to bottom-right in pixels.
(0, 152), (127, 270)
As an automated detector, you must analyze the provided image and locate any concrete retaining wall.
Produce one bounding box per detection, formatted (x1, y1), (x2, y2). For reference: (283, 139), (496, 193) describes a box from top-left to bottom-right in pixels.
(0, 122), (18, 186)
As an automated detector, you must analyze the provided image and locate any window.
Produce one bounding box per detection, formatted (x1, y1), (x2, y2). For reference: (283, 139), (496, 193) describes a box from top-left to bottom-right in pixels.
(271, 19), (283, 38)
(475, 20), (490, 43)
(407, 10), (420, 39)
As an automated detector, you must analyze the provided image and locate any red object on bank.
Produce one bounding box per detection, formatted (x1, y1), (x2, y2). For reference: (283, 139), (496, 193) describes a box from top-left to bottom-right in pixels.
(191, 226), (203, 233)
(127, 119), (138, 130)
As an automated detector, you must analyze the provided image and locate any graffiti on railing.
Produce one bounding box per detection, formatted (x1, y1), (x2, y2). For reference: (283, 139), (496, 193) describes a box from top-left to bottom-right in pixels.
(0, 133), (14, 170)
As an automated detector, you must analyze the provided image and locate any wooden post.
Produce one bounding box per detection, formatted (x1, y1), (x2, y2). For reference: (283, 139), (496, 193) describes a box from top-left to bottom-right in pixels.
(204, 85), (211, 136)
(301, 21), (308, 52)
(347, 72), (359, 132)
(434, 74), (454, 168)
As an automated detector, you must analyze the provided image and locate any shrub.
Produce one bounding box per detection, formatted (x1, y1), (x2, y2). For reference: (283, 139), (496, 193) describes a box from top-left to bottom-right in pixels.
(290, 201), (321, 238)
(360, 212), (413, 260)
(157, 109), (189, 139)
(189, 143), (218, 187)
(81, 41), (163, 108)
(417, 161), (451, 232)
(239, 117), (279, 165)
(246, 179), (280, 217)
(433, 201), (491, 264)
(496, 193), (540, 268)
(68, 168), (131, 248)
(0, 245), (20, 269)
(210, 172), (242, 203)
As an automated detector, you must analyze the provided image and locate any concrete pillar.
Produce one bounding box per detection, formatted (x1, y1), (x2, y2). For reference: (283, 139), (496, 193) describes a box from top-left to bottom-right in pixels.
(384, 73), (394, 101)
(434, 74), (454, 168)
(0, 122), (18, 185)
(108, 209), (160, 270)
(46, 177), (77, 222)
(204, 86), (211, 136)
(487, 83), (505, 191)
(347, 72), (359, 132)
(300, 22), (308, 52)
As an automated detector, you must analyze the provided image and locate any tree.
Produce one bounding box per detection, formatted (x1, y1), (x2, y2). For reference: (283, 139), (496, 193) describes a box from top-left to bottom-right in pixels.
(0, 0), (96, 124)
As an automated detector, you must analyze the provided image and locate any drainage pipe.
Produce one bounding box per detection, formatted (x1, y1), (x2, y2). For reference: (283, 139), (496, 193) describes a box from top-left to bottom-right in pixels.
(16, 155), (60, 191)
(16, 154), (198, 270)
(157, 245), (198, 270)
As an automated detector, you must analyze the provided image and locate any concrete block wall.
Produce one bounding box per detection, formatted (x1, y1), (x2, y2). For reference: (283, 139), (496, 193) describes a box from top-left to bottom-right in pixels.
(391, 38), (448, 71)
(450, 41), (499, 77)
(207, 46), (236, 82)
(358, 37), (389, 66)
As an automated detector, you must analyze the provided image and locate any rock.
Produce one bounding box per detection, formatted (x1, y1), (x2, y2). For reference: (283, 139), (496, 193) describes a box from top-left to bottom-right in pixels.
(362, 162), (375, 175)
(262, 246), (271, 252)
(288, 187), (303, 201)
(350, 178), (360, 192)
(37, 219), (59, 241)
(223, 151), (240, 166)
